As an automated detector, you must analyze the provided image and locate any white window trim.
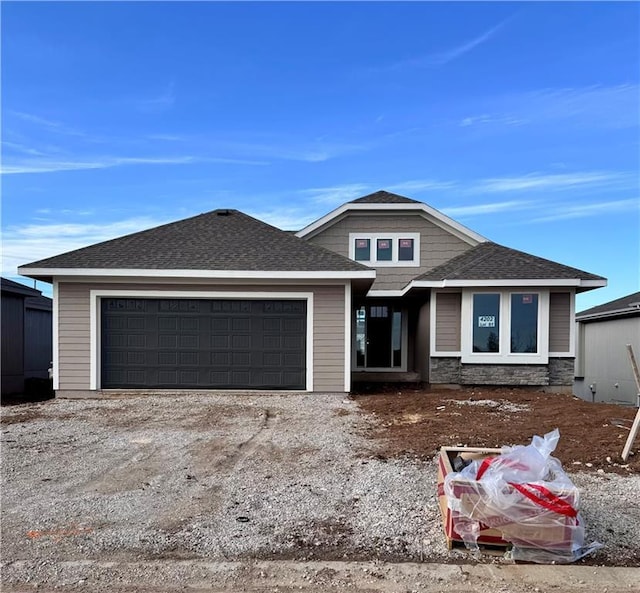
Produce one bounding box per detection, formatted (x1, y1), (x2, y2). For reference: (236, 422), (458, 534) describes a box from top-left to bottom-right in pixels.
(89, 289), (314, 392)
(461, 289), (550, 364)
(52, 279), (59, 390)
(348, 232), (420, 267)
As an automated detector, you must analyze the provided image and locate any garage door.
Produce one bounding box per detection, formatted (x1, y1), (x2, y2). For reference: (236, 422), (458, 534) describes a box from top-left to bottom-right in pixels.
(101, 298), (307, 389)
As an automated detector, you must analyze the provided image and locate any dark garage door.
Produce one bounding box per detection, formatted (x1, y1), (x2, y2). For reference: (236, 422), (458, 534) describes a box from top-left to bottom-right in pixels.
(101, 298), (307, 389)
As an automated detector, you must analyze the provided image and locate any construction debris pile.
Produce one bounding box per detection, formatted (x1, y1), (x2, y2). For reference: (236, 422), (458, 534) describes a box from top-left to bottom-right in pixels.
(440, 429), (603, 563)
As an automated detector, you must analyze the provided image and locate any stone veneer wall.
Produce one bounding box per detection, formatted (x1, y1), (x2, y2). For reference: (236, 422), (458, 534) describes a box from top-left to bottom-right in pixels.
(547, 358), (574, 386)
(429, 357), (461, 384)
(430, 357), (575, 387)
(460, 364), (549, 385)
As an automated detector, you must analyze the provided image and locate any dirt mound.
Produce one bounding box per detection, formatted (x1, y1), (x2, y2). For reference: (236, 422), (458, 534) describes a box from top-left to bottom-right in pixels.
(354, 387), (639, 474)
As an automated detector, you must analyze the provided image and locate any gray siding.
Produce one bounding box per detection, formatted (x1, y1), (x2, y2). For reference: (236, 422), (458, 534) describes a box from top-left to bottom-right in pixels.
(307, 213), (473, 291)
(549, 292), (571, 352)
(57, 282), (346, 393)
(435, 292), (461, 352)
(574, 316), (640, 405)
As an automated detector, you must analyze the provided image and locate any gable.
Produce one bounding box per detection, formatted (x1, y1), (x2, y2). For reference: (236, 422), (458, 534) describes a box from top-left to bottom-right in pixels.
(305, 211), (476, 292)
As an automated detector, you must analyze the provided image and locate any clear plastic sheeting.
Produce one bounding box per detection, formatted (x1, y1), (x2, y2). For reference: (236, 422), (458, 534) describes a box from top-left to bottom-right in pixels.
(443, 429), (603, 563)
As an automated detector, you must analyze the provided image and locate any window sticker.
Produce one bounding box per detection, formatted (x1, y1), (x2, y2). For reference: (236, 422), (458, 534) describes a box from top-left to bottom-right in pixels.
(478, 315), (496, 328)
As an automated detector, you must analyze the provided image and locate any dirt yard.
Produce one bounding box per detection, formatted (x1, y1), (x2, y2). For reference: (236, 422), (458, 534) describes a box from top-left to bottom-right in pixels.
(2, 389), (639, 592)
(353, 386), (640, 474)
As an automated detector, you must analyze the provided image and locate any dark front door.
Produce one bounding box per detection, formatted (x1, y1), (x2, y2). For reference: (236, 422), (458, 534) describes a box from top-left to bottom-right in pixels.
(101, 298), (306, 389)
(355, 304), (403, 369)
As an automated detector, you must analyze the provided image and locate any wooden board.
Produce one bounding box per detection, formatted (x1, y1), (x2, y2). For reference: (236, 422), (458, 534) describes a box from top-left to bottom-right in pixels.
(621, 345), (640, 462)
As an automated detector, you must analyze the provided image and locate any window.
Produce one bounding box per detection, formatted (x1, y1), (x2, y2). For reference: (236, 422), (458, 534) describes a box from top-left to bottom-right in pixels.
(398, 238), (414, 261)
(510, 293), (538, 353)
(376, 239), (392, 261)
(349, 233), (420, 266)
(473, 293), (500, 352)
(354, 239), (370, 261)
(460, 290), (549, 364)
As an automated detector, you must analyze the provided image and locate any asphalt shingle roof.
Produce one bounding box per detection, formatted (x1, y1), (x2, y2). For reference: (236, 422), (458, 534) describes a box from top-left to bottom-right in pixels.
(349, 190), (421, 204)
(417, 242), (605, 282)
(21, 209), (371, 272)
(577, 291), (640, 319)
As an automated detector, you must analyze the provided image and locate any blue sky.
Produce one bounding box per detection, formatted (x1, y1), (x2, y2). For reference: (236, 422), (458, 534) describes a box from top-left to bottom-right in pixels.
(2, 1), (638, 311)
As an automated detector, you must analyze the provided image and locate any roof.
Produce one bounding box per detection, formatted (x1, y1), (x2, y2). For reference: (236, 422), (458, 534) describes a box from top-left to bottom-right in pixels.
(25, 295), (53, 311)
(19, 209), (374, 277)
(415, 242), (606, 282)
(576, 291), (640, 322)
(297, 191), (487, 245)
(349, 190), (421, 204)
(1, 277), (42, 297)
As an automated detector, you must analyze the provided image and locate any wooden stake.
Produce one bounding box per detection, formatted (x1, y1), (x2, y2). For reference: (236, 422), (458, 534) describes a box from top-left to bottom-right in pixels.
(621, 345), (640, 461)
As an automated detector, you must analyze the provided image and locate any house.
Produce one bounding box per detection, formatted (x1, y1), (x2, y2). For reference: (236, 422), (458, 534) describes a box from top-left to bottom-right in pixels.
(17, 191), (606, 397)
(1, 278), (53, 396)
(574, 292), (640, 406)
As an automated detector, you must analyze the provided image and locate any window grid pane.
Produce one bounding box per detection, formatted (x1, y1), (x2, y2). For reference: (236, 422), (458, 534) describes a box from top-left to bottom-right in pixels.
(510, 294), (538, 353)
(354, 239), (370, 261)
(473, 294), (500, 352)
(398, 238), (414, 261)
(376, 239), (392, 261)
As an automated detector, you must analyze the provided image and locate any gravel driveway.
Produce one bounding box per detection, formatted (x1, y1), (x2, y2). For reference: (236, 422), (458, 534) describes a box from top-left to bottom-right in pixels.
(2, 392), (639, 590)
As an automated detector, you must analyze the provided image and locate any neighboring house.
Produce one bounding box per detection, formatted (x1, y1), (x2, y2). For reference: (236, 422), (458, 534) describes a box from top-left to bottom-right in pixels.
(18, 191), (606, 397)
(574, 292), (640, 406)
(1, 278), (53, 395)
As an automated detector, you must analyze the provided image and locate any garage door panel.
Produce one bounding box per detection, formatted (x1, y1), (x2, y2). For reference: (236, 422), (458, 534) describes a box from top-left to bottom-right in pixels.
(101, 298), (306, 389)
(179, 335), (199, 349)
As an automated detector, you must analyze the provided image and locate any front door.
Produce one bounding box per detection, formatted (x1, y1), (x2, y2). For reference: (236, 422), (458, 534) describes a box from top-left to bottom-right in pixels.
(355, 304), (404, 370)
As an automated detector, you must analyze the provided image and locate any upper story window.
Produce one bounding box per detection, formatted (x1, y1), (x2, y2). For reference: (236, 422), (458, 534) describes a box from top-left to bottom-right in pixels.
(349, 233), (420, 267)
(354, 239), (370, 261)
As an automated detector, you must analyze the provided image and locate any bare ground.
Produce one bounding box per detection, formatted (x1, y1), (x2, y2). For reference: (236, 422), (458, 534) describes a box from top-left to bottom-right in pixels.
(353, 386), (640, 474)
(1, 389), (640, 592)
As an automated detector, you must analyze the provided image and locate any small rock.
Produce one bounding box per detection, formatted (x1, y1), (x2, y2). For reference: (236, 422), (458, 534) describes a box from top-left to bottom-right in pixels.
(585, 462), (593, 468)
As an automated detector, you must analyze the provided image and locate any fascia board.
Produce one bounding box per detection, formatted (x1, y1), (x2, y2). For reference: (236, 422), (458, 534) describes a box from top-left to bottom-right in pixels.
(18, 267), (377, 280)
(576, 308), (640, 322)
(409, 278), (605, 289)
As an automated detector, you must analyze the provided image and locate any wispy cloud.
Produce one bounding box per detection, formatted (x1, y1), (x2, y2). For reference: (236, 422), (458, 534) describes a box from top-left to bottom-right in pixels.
(458, 84), (639, 131)
(472, 171), (630, 193)
(388, 179), (457, 193)
(530, 198), (639, 223)
(1, 154), (267, 175)
(299, 183), (373, 205)
(383, 17), (510, 71)
(459, 114), (527, 127)
(246, 207), (320, 231)
(136, 82), (176, 114)
(441, 200), (534, 217)
(9, 110), (87, 137)
(428, 19), (508, 66)
(3, 216), (172, 275)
